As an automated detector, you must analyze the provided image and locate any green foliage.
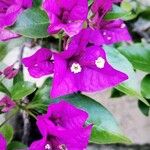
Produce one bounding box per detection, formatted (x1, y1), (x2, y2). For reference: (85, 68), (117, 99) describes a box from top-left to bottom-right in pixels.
(141, 74), (150, 99)
(27, 78), (52, 113)
(0, 43), (7, 60)
(8, 141), (27, 150)
(118, 43), (150, 72)
(0, 124), (14, 144)
(11, 81), (36, 100)
(10, 8), (49, 38)
(33, 0), (42, 7)
(104, 46), (149, 106)
(0, 81), (11, 96)
(138, 74), (150, 116)
(111, 88), (125, 98)
(138, 100), (150, 117)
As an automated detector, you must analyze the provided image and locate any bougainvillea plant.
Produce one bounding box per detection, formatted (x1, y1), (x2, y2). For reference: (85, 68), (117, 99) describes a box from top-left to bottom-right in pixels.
(0, 0), (150, 149)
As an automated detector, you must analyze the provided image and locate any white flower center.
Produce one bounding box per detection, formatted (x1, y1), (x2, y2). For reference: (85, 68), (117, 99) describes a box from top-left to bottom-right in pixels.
(70, 63), (82, 74)
(45, 144), (51, 150)
(120, 23), (126, 29)
(107, 36), (112, 40)
(59, 144), (67, 150)
(103, 31), (107, 36)
(95, 57), (105, 69)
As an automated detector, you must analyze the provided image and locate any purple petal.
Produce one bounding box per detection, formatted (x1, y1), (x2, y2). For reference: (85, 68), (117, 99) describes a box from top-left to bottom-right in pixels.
(0, 28), (20, 41)
(99, 20), (132, 44)
(43, 0), (88, 36)
(0, 96), (16, 113)
(15, 0), (32, 8)
(91, 0), (113, 16)
(22, 48), (54, 78)
(51, 55), (78, 98)
(0, 133), (7, 150)
(29, 137), (47, 150)
(47, 101), (89, 128)
(30, 101), (92, 150)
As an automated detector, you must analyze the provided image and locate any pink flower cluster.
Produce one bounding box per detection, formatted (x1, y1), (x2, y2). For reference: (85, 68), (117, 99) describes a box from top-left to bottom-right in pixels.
(23, 0), (131, 98)
(29, 101), (92, 150)
(0, 0), (132, 149)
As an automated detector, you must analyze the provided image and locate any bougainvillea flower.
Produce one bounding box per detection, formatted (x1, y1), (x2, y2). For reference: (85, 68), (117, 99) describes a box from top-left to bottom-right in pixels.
(0, 0), (32, 41)
(0, 96), (16, 113)
(3, 65), (19, 79)
(95, 19), (131, 45)
(29, 101), (92, 150)
(22, 48), (54, 78)
(91, 0), (131, 44)
(42, 0), (88, 37)
(91, 0), (113, 20)
(0, 133), (7, 150)
(51, 28), (128, 98)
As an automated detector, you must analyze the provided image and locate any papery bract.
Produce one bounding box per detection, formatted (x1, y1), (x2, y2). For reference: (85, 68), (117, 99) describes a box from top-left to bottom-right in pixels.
(29, 101), (92, 150)
(91, 19), (132, 45)
(0, 133), (7, 150)
(0, 0), (32, 41)
(3, 65), (19, 79)
(22, 48), (54, 78)
(42, 0), (88, 37)
(51, 28), (128, 98)
(0, 96), (16, 113)
(90, 0), (131, 44)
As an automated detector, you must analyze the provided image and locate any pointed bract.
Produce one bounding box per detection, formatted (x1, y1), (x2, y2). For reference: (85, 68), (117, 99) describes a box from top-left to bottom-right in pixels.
(42, 0), (88, 37)
(22, 48), (54, 78)
(0, 133), (7, 150)
(0, 96), (16, 113)
(51, 29), (128, 98)
(29, 101), (92, 150)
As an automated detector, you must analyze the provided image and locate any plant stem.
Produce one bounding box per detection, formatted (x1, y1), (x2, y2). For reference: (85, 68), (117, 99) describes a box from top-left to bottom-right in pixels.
(58, 33), (63, 52)
(0, 108), (19, 128)
(25, 109), (37, 120)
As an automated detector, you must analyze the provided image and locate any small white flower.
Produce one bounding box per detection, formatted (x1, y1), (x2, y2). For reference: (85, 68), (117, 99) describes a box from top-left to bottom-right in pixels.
(107, 36), (112, 40)
(70, 63), (82, 74)
(45, 144), (51, 150)
(95, 57), (105, 69)
(103, 31), (107, 36)
(120, 23), (126, 29)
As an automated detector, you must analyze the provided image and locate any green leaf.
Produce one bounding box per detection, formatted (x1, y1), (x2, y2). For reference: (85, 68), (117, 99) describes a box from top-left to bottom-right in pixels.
(111, 88), (125, 98)
(138, 100), (150, 116)
(33, 0), (42, 7)
(11, 81), (36, 100)
(8, 141), (27, 150)
(0, 81), (11, 96)
(53, 94), (131, 144)
(104, 5), (130, 20)
(118, 43), (150, 72)
(121, 1), (132, 12)
(0, 124), (14, 144)
(0, 42), (7, 60)
(27, 78), (52, 113)
(103, 45), (149, 106)
(13, 71), (24, 85)
(105, 4), (139, 21)
(141, 74), (150, 99)
(10, 8), (49, 38)
(88, 0), (93, 6)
